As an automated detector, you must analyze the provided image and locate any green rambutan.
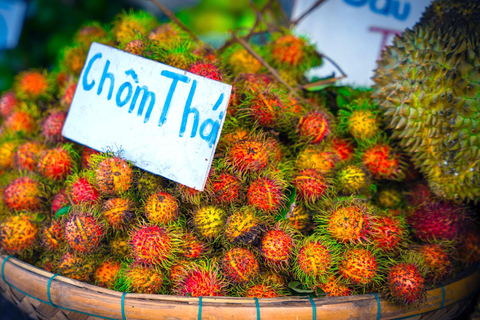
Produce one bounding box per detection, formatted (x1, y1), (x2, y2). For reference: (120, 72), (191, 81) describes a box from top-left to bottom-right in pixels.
(0, 91), (17, 117)
(192, 205), (227, 241)
(247, 175), (286, 214)
(260, 225), (296, 270)
(94, 156), (133, 195)
(41, 110), (67, 143)
(297, 110), (332, 144)
(37, 146), (76, 181)
(4, 111), (36, 135)
(223, 206), (264, 245)
(81, 147), (100, 169)
(375, 186), (404, 209)
(222, 247), (259, 284)
(129, 224), (179, 268)
(102, 198), (135, 230)
(292, 168), (328, 204)
(117, 263), (164, 294)
(13, 142), (45, 171)
(41, 219), (64, 251)
(68, 176), (100, 205)
(338, 100), (382, 141)
(335, 163), (371, 195)
(109, 233), (131, 258)
(57, 252), (96, 282)
(94, 259), (122, 289)
(174, 260), (228, 297)
(144, 190), (179, 225)
(386, 262), (426, 306)
(3, 176), (42, 211)
(338, 247), (380, 286)
(112, 10), (158, 44)
(65, 209), (105, 253)
(14, 69), (53, 100)
(0, 213), (38, 255)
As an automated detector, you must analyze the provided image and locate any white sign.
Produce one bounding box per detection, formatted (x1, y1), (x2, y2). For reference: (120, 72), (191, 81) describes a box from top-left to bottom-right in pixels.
(0, 0), (27, 50)
(62, 42), (231, 191)
(293, 0), (432, 86)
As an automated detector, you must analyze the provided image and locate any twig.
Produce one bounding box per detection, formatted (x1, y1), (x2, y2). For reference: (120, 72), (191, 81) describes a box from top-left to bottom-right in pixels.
(300, 51), (348, 90)
(149, 0), (201, 43)
(292, 0), (328, 26)
(273, 0), (291, 27)
(230, 31), (296, 93)
(322, 52), (347, 79)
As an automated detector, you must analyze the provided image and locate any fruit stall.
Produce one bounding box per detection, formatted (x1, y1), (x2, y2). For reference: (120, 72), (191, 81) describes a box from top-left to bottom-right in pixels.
(0, 0), (479, 319)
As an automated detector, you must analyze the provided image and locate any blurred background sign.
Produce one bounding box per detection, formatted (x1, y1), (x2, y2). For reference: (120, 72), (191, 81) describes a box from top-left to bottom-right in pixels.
(292, 0), (433, 86)
(0, 0), (27, 50)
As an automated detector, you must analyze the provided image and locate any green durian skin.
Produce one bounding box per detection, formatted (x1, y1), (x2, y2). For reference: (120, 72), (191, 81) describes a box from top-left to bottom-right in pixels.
(373, 0), (480, 202)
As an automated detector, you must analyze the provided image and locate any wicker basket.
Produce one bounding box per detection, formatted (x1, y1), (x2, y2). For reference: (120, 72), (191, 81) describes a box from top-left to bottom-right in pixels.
(0, 254), (479, 320)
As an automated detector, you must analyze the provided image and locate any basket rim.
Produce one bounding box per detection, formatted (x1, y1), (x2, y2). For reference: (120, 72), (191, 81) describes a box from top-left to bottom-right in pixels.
(1, 254), (479, 320)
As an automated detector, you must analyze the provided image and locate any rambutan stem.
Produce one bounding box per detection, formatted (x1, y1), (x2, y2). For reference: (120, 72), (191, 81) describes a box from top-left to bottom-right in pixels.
(292, 0), (329, 26)
(230, 31), (297, 93)
(148, 0), (201, 43)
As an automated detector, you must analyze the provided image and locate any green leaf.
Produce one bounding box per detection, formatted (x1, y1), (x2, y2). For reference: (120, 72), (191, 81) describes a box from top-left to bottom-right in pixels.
(277, 187), (296, 221)
(34, 213), (46, 222)
(55, 206), (72, 219)
(288, 281), (314, 294)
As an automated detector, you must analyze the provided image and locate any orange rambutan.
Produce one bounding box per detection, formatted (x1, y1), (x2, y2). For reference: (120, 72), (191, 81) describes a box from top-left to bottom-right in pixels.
(13, 142), (45, 171)
(3, 176), (42, 211)
(14, 70), (52, 100)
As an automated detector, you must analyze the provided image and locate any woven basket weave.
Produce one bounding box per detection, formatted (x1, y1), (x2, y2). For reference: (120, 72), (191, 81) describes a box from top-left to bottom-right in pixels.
(0, 254), (479, 320)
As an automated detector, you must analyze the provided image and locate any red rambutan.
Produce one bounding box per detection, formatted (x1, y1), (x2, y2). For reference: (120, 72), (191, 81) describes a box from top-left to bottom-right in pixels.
(3, 176), (41, 211)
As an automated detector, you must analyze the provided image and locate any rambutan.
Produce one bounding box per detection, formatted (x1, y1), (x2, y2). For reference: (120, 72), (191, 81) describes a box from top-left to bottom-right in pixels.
(247, 176), (285, 214)
(182, 231), (207, 259)
(117, 264), (164, 294)
(51, 190), (69, 214)
(81, 147), (100, 169)
(368, 215), (407, 252)
(335, 164), (371, 195)
(456, 227), (480, 265)
(148, 23), (189, 47)
(0, 92), (17, 117)
(95, 157), (133, 195)
(338, 247), (379, 286)
(41, 111), (67, 143)
(246, 91), (283, 128)
(296, 147), (340, 173)
(74, 22), (110, 46)
(386, 262), (426, 306)
(297, 110), (332, 144)
(95, 260), (121, 289)
(338, 101), (381, 141)
(14, 70), (52, 100)
(62, 46), (87, 76)
(210, 171), (243, 205)
(188, 62), (223, 82)
(320, 200), (370, 245)
(407, 201), (468, 242)
(286, 204), (312, 232)
(292, 168), (328, 204)
(41, 219), (64, 251)
(317, 276), (352, 297)
(260, 227), (295, 270)
(102, 198), (135, 230)
(294, 237), (335, 286)
(60, 82), (76, 109)
(144, 191), (179, 225)
(174, 261), (227, 297)
(130, 224), (178, 267)
(37, 147), (75, 181)
(375, 187), (404, 209)
(176, 183), (203, 206)
(222, 247), (259, 283)
(0, 214), (38, 255)
(0, 140), (20, 168)
(332, 138), (355, 162)
(223, 206), (264, 245)
(270, 34), (307, 67)
(3, 176), (41, 211)
(224, 46), (262, 75)
(109, 234), (131, 258)
(416, 243), (451, 283)
(65, 210), (105, 253)
(68, 176), (100, 205)
(57, 252), (96, 282)
(192, 205), (227, 241)
(4, 111), (36, 134)
(405, 182), (434, 207)
(242, 282), (285, 298)
(123, 39), (145, 55)
(361, 142), (405, 180)
(13, 142), (45, 171)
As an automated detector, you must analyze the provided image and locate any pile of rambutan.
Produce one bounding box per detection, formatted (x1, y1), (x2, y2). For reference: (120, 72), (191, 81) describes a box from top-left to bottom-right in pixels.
(0, 8), (478, 311)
